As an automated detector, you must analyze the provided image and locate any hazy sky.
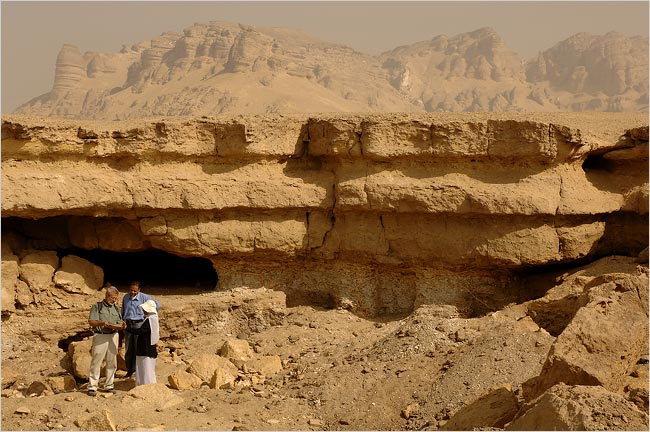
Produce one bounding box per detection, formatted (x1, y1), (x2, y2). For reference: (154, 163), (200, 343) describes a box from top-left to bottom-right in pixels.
(2, 1), (648, 113)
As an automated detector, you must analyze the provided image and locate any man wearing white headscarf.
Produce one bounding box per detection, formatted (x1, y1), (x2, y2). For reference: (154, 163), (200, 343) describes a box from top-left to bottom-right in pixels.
(128, 299), (160, 386)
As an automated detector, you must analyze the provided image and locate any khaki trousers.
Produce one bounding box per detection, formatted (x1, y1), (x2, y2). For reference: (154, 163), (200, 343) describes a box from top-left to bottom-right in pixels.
(88, 333), (119, 391)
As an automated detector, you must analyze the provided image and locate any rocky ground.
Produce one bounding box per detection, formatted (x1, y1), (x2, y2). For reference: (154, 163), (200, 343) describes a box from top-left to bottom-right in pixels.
(1, 254), (648, 431)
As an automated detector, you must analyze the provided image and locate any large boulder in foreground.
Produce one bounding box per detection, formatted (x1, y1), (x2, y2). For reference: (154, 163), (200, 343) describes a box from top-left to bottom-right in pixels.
(507, 384), (649, 431)
(68, 338), (93, 379)
(441, 384), (519, 430)
(524, 271), (649, 400)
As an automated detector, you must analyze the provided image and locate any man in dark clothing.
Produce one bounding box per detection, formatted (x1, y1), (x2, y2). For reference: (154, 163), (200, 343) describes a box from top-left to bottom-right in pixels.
(121, 281), (160, 377)
(128, 300), (159, 385)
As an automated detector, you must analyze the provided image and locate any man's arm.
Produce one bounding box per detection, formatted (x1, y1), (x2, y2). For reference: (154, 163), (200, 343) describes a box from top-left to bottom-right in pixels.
(142, 293), (161, 310)
(88, 319), (105, 328)
(88, 319), (124, 330)
(88, 304), (101, 329)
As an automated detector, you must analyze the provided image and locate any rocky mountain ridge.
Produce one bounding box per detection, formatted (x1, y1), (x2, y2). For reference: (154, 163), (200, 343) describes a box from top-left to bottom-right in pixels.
(14, 23), (648, 119)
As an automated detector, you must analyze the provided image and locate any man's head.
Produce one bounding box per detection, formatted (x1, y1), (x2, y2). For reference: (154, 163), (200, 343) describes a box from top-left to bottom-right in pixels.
(129, 281), (140, 298)
(105, 286), (119, 305)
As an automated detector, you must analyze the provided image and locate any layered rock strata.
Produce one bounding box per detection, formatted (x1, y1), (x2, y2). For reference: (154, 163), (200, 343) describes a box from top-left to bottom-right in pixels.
(1, 113), (648, 316)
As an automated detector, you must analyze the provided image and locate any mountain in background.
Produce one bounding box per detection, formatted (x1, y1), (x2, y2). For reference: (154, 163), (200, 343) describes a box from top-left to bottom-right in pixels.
(13, 21), (648, 119)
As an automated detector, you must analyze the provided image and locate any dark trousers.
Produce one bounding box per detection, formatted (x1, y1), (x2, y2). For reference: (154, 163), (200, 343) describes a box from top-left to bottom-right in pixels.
(125, 321), (144, 373)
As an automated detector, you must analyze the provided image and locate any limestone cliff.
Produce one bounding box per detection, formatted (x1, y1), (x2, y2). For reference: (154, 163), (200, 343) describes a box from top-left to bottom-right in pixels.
(12, 23), (648, 118)
(525, 32), (649, 111)
(2, 113), (647, 317)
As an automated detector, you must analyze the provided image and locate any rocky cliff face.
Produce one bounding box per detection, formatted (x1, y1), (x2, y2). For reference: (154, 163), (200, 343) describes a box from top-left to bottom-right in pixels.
(525, 32), (649, 111)
(379, 27), (531, 111)
(2, 113), (647, 317)
(12, 23), (648, 118)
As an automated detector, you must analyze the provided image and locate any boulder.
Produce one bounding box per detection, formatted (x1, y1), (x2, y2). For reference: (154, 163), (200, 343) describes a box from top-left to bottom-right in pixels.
(442, 384), (519, 430)
(25, 380), (51, 397)
(524, 274), (649, 400)
(127, 383), (183, 411)
(507, 384), (649, 431)
(168, 368), (203, 390)
(1, 284), (16, 315)
(626, 387), (649, 414)
(401, 403), (419, 419)
(1, 368), (18, 389)
(140, 216), (168, 236)
(54, 255), (103, 294)
(46, 374), (77, 393)
(623, 358), (650, 414)
(74, 409), (116, 431)
(186, 353), (238, 384)
(218, 338), (253, 362)
(210, 367), (237, 390)
(14, 406), (30, 415)
(18, 250), (59, 292)
(244, 355), (283, 376)
(14, 280), (33, 307)
(68, 338), (93, 379)
(1, 253), (20, 314)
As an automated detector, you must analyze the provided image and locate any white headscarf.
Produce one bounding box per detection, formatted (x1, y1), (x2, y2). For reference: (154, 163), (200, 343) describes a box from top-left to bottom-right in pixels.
(146, 311), (159, 345)
(140, 300), (159, 345)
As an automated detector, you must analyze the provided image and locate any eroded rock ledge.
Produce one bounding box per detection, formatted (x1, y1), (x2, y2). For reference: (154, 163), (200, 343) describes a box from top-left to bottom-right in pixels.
(2, 113), (648, 316)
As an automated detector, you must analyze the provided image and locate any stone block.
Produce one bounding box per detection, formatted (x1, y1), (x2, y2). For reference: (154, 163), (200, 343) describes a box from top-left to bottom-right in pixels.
(74, 409), (116, 431)
(19, 250), (59, 292)
(140, 216), (168, 236)
(186, 353), (238, 384)
(244, 355), (283, 376)
(46, 374), (77, 393)
(210, 367), (236, 390)
(127, 383), (183, 411)
(442, 384), (519, 430)
(54, 255), (103, 294)
(219, 338), (253, 362)
(68, 338), (93, 380)
(508, 384), (648, 431)
(525, 275), (649, 400)
(168, 368), (202, 390)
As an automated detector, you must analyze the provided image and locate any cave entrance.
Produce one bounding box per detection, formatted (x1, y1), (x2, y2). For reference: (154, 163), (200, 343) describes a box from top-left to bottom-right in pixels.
(58, 247), (219, 290)
(3, 216), (219, 291)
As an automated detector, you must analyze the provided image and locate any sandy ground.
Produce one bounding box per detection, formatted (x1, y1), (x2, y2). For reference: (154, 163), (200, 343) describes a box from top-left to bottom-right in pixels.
(1, 282), (555, 431)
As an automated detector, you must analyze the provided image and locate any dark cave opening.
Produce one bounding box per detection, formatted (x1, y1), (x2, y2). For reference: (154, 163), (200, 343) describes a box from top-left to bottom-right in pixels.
(57, 247), (219, 290)
(2, 216), (219, 290)
(582, 152), (615, 172)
